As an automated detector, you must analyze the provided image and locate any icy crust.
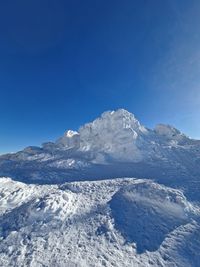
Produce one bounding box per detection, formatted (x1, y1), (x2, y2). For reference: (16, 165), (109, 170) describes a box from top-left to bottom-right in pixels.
(0, 177), (199, 267)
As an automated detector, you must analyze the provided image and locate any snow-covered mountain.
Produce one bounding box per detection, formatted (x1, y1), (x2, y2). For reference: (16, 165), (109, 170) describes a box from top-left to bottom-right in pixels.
(0, 109), (199, 199)
(0, 109), (200, 266)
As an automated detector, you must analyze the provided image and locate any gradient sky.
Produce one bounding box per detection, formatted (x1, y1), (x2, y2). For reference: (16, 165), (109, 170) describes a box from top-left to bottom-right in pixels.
(0, 0), (200, 154)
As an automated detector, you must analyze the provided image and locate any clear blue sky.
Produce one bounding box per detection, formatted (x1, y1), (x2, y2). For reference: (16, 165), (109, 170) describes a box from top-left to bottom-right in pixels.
(0, 0), (200, 153)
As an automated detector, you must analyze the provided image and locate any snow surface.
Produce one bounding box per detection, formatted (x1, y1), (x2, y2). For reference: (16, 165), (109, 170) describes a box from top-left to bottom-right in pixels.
(0, 177), (200, 267)
(0, 109), (200, 266)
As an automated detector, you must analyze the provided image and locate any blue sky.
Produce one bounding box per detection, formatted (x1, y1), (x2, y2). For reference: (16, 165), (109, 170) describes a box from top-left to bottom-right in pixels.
(0, 0), (200, 153)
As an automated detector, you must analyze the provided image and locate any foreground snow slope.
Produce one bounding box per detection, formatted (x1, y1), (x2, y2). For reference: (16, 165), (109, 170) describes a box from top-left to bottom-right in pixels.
(0, 177), (200, 267)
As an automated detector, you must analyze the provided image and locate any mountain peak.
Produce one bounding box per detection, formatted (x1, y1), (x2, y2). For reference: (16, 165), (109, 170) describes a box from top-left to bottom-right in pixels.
(55, 109), (147, 162)
(100, 108), (138, 122)
(82, 108), (146, 134)
(101, 108), (135, 118)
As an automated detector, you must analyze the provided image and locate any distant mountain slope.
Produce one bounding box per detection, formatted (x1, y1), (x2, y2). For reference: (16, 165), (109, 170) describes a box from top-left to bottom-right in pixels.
(0, 109), (200, 200)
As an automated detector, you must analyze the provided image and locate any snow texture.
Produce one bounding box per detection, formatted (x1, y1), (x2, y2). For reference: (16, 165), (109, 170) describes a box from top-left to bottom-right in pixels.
(0, 109), (200, 266)
(0, 178), (200, 267)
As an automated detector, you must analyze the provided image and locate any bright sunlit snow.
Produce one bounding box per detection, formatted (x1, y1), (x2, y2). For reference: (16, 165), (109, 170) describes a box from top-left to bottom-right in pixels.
(0, 109), (200, 266)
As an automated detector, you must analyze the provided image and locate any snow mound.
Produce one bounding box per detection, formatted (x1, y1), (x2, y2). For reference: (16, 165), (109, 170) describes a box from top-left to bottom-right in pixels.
(109, 181), (195, 253)
(0, 178), (40, 215)
(0, 179), (77, 241)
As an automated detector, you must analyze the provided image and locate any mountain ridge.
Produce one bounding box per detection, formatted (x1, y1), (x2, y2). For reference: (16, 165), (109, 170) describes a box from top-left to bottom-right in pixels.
(0, 109), (200, 201)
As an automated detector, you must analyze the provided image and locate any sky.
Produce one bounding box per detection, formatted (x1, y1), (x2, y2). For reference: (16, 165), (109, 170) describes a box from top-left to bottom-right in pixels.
(0, 0), (200, 153)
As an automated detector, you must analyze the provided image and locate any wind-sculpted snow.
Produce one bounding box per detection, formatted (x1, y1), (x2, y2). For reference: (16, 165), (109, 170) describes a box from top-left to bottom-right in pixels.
(0, 177), (200, 267)
(109, 182), (195, 253)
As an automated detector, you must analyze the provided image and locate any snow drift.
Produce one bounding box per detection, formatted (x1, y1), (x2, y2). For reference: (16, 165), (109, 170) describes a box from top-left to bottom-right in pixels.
(109, 181), (195, 253)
